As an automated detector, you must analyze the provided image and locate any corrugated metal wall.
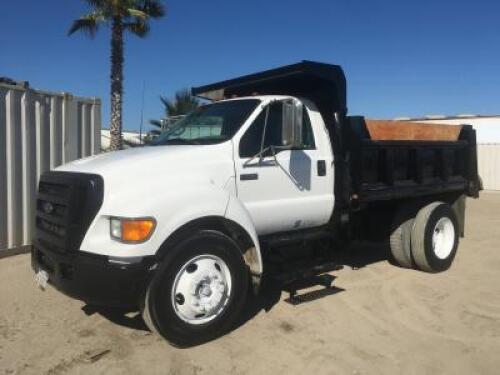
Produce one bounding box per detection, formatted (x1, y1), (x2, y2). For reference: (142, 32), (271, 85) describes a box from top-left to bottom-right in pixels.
(0, 83), (101, 256)
(478, 144), (500, 191)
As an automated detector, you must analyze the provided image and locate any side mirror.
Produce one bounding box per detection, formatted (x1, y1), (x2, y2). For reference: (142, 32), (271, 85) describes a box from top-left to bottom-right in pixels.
(282, 100), (303, 149)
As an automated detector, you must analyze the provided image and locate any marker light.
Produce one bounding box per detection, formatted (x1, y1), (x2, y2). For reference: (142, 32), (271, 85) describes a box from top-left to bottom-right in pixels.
(110, 217), (156, 243)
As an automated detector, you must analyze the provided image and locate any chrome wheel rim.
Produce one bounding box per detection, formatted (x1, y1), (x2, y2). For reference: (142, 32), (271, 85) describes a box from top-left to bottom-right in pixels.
(171, 254), (232, 325)
(432, 217), (455, 259)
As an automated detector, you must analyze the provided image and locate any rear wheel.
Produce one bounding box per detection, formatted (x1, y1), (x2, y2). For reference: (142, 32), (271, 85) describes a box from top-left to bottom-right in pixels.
(411, 202), (459, 272)
(389, 205), (416, 268)
(144, 230), (248, 347)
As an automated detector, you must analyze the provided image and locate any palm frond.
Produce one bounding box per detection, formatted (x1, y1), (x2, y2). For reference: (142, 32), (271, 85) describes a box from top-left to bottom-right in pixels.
(126, 8), (148, 19)
(174, 89), (199, 114)
(84, 0), (106, 7)
(160, 95), (178, 116)
(149, 119), (163, 128)
(140, 0), (166, 18)
(68, 14), (101, 37)
(166, 102), (178, 116)
(158, 90), (199, 117)
(84, 0), (115, 17)
(84, 0), (105, 8)
(125, 19), (150, 37)
(159, 95), (171, 110)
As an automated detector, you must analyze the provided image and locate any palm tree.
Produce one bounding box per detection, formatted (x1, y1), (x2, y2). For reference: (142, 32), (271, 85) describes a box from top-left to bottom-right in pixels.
(69, 0), (165, 151)
(149, 89), (200, 132)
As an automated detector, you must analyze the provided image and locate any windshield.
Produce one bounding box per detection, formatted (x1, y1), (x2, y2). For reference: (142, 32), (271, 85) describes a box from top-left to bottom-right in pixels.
(152, 99), (260, 146)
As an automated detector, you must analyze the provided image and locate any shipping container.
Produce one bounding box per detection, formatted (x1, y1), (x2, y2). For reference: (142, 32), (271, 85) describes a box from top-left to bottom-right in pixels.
(0, 81), (101, 257)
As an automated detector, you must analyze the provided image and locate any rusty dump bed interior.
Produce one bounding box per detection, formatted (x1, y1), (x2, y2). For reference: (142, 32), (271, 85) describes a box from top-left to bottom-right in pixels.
(364, 120), (463, 142)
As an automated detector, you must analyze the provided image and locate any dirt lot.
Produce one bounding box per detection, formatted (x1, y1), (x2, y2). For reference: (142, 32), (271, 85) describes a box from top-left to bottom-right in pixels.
(1, 192), (500, 375)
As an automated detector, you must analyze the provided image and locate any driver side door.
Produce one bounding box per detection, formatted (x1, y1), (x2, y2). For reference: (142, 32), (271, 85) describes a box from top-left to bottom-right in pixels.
(234, 101), (331, 235)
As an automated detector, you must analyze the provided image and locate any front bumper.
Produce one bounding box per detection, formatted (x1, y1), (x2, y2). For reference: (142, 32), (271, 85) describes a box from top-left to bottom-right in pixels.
(31, 245), (156, 308)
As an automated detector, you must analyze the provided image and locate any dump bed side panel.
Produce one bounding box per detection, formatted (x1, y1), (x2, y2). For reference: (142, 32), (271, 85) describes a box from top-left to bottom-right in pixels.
(344, 117), (480, 203)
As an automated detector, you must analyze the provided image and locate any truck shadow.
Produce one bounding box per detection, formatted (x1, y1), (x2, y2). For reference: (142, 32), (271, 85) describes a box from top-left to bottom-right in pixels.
(234, 240), (390, 331)
(333, 240), (391, 270)
(84, 241), (391, 343)
(81, 304), (149, 332)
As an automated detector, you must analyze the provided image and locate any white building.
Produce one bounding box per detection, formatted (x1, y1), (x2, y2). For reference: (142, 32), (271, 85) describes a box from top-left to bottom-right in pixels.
(100, 129), (146, 150)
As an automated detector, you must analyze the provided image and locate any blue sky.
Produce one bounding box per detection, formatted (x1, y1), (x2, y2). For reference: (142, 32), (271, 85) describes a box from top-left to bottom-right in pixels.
(1, 0), (499, 131)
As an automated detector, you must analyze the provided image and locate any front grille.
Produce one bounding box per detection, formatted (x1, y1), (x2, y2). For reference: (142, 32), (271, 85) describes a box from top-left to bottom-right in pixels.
(35, 171), (104, 253)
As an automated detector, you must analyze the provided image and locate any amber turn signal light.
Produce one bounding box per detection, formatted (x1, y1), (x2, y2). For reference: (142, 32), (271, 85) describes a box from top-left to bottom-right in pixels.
(110, 217), (156, 243)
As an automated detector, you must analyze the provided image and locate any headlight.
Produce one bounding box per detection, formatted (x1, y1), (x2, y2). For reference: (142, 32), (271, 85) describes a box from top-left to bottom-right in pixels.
(109, 217), (156, 243)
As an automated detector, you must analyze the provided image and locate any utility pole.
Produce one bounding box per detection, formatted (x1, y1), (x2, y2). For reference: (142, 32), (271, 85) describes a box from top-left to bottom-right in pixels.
(139, 80), (145, 145)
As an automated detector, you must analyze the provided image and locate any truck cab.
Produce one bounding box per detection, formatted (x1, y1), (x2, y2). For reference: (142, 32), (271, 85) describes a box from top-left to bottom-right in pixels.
(32, 61), (480, 347)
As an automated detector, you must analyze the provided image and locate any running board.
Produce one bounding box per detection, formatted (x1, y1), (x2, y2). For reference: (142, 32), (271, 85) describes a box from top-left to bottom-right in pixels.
(270, 261), (343, 285)
(284, 285), (345, 305)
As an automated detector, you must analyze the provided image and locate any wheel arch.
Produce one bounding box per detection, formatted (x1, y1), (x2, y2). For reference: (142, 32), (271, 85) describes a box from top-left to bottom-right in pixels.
(155, 216), (263, 291)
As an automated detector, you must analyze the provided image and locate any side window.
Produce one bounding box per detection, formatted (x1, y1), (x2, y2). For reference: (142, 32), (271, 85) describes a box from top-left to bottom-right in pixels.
(239, 101), (316, 158)
(302, 108), (315, 149)
(239, 102), (282, 158)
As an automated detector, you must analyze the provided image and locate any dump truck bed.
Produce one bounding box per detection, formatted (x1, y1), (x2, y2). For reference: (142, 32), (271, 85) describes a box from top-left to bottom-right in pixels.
(343, 117), (480, 203)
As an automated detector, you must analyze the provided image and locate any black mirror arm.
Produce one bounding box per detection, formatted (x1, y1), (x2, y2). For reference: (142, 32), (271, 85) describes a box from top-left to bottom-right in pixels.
(243, 144), (294, 167)
(259, 105), (270, 159)
(243, 145), (273, 167)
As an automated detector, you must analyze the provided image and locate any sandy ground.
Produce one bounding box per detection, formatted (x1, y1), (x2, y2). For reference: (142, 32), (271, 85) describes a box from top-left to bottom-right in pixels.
(1, 193), (500, 375)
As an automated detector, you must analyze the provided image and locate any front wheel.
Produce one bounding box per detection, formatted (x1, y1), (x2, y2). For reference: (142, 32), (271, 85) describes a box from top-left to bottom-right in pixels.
(144, 230), (249, 347)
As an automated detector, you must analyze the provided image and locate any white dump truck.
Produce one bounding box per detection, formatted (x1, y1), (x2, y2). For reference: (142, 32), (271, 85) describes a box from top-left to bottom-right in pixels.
(32, 61), (480, 346)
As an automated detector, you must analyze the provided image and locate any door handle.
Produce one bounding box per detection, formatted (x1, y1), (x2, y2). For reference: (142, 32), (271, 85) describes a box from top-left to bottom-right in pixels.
(240, 173), (258, 181)
(317, 160), (326, 176)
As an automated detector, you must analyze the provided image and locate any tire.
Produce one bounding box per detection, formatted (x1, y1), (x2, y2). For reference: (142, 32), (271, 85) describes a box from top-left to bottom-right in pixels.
(141, 286), (159, 335)
(411, 202), (459, 273)
(144, 230), (249, 347)
(389, 205), (416, 268)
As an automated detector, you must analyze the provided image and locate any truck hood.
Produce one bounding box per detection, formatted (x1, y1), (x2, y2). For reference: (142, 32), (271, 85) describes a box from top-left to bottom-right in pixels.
(57, 142), (236, 191)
